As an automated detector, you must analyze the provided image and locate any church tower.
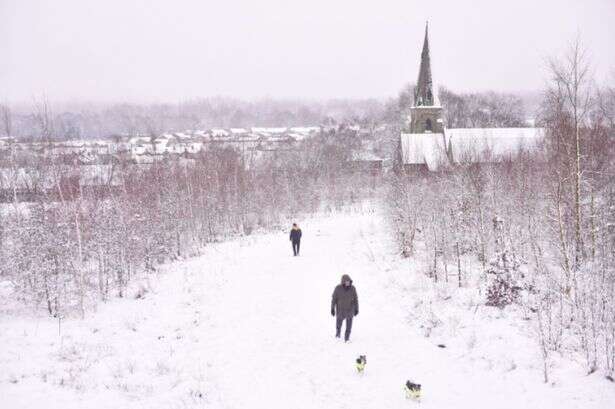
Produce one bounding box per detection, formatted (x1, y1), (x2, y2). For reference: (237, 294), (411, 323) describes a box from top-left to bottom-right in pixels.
(409, 22), (444, 134)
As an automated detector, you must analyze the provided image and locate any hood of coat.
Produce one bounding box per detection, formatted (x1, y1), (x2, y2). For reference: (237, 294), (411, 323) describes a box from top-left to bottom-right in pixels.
(340, 274), (353, 287)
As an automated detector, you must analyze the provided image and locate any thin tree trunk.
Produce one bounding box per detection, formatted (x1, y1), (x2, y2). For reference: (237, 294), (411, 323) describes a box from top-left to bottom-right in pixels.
(74, 202), (85, 319)
(555, 179), (572, 294)
(456, 240), (462, 288)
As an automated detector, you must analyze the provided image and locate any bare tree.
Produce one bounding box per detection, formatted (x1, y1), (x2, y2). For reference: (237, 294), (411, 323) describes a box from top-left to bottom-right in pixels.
(33, 95), (55, 142)
(0, 103), (12, 137)
(548, 37), (594, 268)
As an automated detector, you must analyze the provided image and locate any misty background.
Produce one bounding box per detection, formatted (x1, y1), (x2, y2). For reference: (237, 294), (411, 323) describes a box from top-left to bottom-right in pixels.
(2, 0), (614, 103)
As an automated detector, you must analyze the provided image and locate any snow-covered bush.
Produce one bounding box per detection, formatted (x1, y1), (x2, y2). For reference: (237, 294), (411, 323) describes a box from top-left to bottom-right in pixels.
(486, 276), (520, 308)
(485, 249), (523, 308)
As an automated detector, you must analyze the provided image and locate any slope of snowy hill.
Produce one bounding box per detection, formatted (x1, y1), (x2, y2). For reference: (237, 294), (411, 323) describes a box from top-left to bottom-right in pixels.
(1, 206), (613, 408)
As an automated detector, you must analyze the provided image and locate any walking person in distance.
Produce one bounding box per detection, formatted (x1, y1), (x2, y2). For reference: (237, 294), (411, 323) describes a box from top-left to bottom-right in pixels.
(289, 223), (302, 256)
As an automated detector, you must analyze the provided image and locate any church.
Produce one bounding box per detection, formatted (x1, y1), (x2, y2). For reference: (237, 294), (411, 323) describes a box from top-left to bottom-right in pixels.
(400, 24), (543, 172)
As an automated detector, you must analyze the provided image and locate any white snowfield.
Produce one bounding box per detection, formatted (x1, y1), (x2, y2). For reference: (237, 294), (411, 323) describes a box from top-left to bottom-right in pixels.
(1, 209), (614, 408)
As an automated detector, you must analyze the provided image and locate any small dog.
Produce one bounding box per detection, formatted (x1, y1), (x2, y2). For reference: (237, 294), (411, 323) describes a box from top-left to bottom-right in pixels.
(404, 380), (422, 400)
(355, 355), (367, 373)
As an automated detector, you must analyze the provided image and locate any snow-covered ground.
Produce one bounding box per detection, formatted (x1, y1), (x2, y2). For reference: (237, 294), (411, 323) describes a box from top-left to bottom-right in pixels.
(1, 206), (614, 408)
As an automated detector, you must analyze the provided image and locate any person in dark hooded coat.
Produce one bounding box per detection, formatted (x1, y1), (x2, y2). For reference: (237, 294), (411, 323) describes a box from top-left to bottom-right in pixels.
(331, 274), (359, 342)
(289, 223), (302, 256)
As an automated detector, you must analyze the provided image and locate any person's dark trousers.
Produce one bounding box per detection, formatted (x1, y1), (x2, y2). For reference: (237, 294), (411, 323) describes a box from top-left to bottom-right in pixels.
(335, 315), (353, 341)
(292, 240), (300, 256)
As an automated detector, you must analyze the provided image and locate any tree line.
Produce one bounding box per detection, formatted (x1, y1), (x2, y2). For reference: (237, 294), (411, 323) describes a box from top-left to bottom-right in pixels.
(0, 88), (538, 142)
(0, 130), (379, 317)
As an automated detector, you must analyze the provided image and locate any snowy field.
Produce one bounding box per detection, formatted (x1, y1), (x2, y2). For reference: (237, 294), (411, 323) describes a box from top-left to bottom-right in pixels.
(1, 206), (614, 408)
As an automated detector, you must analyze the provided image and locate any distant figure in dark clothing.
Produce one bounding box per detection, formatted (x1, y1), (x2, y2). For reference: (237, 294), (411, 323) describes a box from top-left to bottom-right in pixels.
(289, 223), (302, 256)
(331, 274), (359, 342)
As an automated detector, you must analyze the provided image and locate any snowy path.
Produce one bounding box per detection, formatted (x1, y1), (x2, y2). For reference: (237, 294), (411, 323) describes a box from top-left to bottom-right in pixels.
(2, 210), (614, 408)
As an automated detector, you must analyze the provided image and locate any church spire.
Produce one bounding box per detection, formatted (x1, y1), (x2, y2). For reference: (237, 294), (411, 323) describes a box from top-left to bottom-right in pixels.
(414, 21), (434, 107)
(408, 21), (443, 134)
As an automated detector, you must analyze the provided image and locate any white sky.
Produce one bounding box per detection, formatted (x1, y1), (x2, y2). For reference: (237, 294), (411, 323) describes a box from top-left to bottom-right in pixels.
(1, 0), (614, 103)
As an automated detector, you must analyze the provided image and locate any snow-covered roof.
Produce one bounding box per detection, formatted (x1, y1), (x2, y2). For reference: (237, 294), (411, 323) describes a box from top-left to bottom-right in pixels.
(289, 126), (320, 134)
(129, 136), (151, 145)
(211, 129), (230, 137)
(401, 128), (544, 170)
(251, 127), (287, 134)
(265, 135), (293, 143)
(444, 128), (543, 163)
(237, 134), (261, 142)
(351, 151), (384, 162)
(54, 141), (82, 148)
(400, 133), (448, 171)
(286, 133), (305, 140)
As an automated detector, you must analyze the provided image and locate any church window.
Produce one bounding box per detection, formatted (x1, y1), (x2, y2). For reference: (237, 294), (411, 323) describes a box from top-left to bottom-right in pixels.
(425, 118), (433, 131)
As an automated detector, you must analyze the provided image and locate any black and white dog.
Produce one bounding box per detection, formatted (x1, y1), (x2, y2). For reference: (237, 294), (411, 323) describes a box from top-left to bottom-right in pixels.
(405, 380), (422, 400)
(355, 355), (366, 373)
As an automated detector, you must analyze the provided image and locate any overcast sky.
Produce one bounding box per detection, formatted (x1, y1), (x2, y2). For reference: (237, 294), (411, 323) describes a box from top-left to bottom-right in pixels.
(1, 0), (614, 103)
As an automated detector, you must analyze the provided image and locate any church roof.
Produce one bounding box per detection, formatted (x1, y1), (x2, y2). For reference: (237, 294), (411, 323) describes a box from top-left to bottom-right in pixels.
(401, 128), (544, 171)
(400, 132), (448, 171)
(445, 128), (544, 163)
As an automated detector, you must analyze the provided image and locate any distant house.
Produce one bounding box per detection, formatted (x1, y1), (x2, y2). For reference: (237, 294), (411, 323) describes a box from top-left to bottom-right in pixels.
(350, 140), (385, 175)
(251, 127), (287, 136)
(350, 151), (384, 175)
(211, 128), (231, 138)
(287, 127), (320, 140)
(0, 164), (121, 202)
(108, 140), (131, 154)
(0, 137), (13, 148)
(230, 128), (248, 135)
(400, 23), (543, 172)
(79, 164), (122, 189)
